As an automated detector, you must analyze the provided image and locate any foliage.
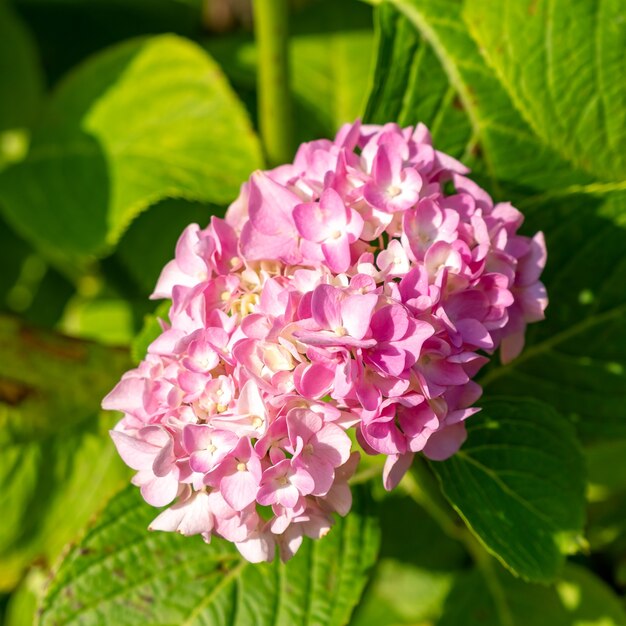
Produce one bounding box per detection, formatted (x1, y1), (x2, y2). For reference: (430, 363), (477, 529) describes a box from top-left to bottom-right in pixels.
(0, 0), (624, 624)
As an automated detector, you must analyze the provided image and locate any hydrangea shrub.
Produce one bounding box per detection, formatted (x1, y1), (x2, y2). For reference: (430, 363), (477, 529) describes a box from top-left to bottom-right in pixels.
(103, 120), (547, 562)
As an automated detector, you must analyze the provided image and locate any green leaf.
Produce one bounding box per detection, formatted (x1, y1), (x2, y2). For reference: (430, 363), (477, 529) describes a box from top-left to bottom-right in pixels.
(586, 440), (626, 500)
(0, 34), (262, 262)
(0, 315), (131, 590)
(364, 4), (473, 161)
(351, 494), (466, 626)
(38, 485), (380, 626)
(438, 562), (626, 626)
(464, 0), (626, 183)
(364, 0), (593, 191)
(431, 398), (586, 582)
(0, 2), (43, 133)
(60, 296), (135, 346)
(350, 559), (456, 626)
(4, 567), (47, 626)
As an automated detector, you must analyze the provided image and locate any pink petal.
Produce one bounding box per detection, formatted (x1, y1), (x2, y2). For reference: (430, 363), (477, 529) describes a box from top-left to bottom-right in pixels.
(149, 491), (213, 536)
(322, 235), (352, 273)
(293, 202), (332, 242)
(236, 532), (275, 563)
(287, 408), (323, 445)
(423, 423), (467, 461)
(311, 285), (343, 330)
(240, 221), (300, 263)
(248, 171), (298, 237)
(221, 470), (259, 510)
(341, 293), (378, 339)
(371, 305), (409, 342)
(313, 423), (352, 466)
(102, 378), (146, 415)
(299, 455), (334, 496)
(140, 473), (179, 507)
(110, 430), (159, 471)
(383, 453), (415, 490)
(295, 363), (335, 399)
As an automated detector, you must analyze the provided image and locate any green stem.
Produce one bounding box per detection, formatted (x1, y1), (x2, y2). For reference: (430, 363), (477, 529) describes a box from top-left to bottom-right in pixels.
(252, 0), (293, 166)
(402, 457), (514, 626)
(402, 456), (466, 542)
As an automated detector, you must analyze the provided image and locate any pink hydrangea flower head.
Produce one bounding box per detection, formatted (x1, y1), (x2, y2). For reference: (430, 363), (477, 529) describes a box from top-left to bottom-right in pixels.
(103, 120), (547, 562)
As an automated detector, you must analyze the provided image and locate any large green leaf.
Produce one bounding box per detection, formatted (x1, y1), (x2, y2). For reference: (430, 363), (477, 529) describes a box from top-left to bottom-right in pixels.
(38, 485), (380, 626)
(0, 34), (262, 262)
(364, 3), (473, 161)
(464, 0), (626, 183)
(364, 0), (592, 191)
(0, 315), (131, 590)
(438, 562), (626, 626)
(431, 398), (586, 582)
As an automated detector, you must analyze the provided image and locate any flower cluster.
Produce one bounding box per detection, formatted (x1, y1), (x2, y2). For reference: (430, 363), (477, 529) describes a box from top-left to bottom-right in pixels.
(103, 121), (547, 562)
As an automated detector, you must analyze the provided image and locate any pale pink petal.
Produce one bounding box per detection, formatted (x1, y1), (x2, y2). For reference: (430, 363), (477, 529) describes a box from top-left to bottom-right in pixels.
(221, 470), (259, 510)
(236, 531), (275, 563)
(109, 430), (159, 470)
(341, 293), (378, 339)
(140, 473), (179, 507)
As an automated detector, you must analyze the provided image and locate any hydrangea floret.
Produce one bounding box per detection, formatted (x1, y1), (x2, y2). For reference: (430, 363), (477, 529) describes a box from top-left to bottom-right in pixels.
(103, 121), (547, 562)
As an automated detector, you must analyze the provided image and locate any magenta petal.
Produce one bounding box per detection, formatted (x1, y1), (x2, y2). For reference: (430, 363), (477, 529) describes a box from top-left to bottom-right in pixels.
(295, 363), (335, 399)
(356, 379), (381, 412)
(368, 346), (408, 377)
(455, 318), (494, 350)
